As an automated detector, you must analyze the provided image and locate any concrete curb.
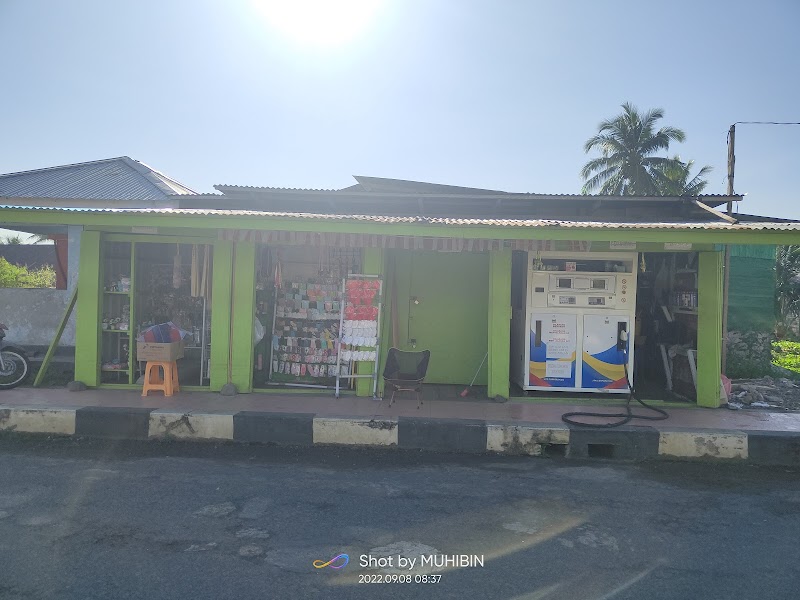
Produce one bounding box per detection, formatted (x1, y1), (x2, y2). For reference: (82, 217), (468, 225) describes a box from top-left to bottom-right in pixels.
(398, 417), (487, 453)
(149, 410), (235, 441)
(658, 428), (748, 460)
(486, 422), (569, 456)
(1, 403), (798, 465)
(313, 417), (398, 446)
(0, 405), (78, 435)
(75, 406), (153, 440)
(568, 426), (660, 460)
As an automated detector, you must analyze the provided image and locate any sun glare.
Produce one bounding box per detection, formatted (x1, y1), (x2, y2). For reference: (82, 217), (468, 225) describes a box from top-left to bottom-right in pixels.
(253, 0), (380, 47)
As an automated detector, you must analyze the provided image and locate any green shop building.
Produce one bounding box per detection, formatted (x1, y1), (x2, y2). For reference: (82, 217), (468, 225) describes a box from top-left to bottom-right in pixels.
(1, 176), (795, 409)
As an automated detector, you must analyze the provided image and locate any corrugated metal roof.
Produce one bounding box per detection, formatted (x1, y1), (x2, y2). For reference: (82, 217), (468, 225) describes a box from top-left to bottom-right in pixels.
(213, 185), (742, 213)
(351, 176), (507, 195)
(215, 179), (740, 202)
(215, 184), (341, 192)
(0, 204), (797, 231)
(0, 157), (197, 201)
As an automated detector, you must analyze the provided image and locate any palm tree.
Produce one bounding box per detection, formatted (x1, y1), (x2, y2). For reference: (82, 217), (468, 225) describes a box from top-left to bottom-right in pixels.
(658, 157), (712, 196)
(27, 233), (52, 244)
(581, 103), (687, 195)
(1, 235), (24, 244)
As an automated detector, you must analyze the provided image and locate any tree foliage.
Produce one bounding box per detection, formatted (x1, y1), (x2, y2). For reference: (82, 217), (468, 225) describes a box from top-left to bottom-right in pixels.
(0, 257), (56, 288)
(657, 157), (712, 196)
(776, 245), (800, 336)
(581, 102), (711, 195)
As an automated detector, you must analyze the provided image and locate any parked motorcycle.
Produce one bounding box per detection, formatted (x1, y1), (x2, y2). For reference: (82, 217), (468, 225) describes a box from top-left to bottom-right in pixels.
(0, 323), (30, 389)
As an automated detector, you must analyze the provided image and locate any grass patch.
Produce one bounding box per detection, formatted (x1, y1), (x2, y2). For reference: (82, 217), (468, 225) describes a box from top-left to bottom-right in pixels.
(772, 341), (800, 377)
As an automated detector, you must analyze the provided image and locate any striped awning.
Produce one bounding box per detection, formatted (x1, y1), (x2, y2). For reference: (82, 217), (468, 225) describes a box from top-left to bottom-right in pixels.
(219, 229), (593, 252)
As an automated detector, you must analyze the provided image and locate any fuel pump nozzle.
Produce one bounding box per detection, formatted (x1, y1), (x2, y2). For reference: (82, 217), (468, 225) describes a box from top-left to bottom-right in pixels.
(616, 322), (628, 351)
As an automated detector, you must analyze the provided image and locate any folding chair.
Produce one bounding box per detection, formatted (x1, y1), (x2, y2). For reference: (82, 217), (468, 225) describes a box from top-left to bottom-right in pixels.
(382, 347), (430, 409)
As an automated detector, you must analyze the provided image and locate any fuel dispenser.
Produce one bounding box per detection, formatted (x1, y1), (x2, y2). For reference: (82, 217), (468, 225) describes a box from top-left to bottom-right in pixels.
(511, 252), (637, 394)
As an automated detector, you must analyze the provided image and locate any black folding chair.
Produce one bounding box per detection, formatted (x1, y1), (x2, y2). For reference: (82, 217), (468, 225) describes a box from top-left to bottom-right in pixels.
(382, 348), (431, 409)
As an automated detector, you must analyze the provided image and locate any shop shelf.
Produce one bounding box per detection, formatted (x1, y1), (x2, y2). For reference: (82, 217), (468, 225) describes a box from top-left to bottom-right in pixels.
(104, 291), (130, 295)
(101, 368), (130, 373)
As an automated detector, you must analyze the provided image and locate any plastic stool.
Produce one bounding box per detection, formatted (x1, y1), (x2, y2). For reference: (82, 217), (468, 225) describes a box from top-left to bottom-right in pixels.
(141, 361), (180, 397)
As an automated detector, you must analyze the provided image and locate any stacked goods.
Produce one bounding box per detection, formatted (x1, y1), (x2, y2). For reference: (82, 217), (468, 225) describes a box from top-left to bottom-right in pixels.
(340, 278), (381, 363)
(271, 280), (346, 382)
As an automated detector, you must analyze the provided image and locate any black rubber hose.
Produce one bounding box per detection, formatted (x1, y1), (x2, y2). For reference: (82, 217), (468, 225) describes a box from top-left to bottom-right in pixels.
(561, 348), (669, 428)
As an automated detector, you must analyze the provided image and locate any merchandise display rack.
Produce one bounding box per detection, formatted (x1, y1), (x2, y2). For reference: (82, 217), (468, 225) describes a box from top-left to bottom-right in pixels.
(335, 274), (383, 399)
(99, 238), (213, 387)
(100, 241), (135, 382)
(267, 279), (344, 389)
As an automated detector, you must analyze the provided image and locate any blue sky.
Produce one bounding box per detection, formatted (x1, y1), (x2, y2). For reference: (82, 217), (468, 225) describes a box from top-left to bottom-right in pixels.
(1, 0), (798, 218)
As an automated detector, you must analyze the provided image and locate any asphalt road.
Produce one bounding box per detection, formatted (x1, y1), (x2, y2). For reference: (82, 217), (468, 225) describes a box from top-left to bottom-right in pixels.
(1, 435), (799, 600)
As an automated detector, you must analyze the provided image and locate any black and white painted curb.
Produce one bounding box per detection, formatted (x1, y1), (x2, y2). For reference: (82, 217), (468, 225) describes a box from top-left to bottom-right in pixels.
(1, 405), (799, 465)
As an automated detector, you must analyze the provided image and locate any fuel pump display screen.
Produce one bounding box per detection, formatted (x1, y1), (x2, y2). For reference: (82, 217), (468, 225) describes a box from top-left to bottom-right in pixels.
(591, 279), (607, 290)
(557, 278), (572, 289)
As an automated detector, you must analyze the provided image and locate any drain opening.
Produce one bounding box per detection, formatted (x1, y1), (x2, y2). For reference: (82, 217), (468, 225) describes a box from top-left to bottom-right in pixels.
(543, 443), (567, 458)
(587, 444), (615, 458)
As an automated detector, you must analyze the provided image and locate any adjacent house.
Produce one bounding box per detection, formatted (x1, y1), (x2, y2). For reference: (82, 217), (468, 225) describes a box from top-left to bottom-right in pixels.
(0, 156), (196, 349)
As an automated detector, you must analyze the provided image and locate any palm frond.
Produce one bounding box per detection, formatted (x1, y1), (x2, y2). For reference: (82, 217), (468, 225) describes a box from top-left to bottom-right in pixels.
(581, 103), (699, 196)
(581, 164), (622, 193)
(580, 156), (618, 180)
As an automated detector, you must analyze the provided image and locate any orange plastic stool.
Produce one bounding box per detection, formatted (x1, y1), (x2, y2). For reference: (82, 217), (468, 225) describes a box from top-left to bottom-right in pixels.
(141, 361), (180, 397)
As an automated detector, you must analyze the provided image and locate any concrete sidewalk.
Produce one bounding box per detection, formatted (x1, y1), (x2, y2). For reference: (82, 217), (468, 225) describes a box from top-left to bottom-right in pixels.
(1, 387), (799, 465)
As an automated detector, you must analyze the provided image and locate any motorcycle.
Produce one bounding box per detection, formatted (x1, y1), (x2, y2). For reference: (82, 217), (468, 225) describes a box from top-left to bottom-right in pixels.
(0, 323), (30, 389)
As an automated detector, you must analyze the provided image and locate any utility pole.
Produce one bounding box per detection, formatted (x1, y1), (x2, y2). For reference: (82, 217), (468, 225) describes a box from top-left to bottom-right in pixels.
(727, 125), (736, 202)
(721, 124), (735, 373)
(721, 120), (799, 375)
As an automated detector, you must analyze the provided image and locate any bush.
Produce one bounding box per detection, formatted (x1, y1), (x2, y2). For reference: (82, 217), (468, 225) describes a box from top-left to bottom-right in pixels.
(772, 340), (800, 375)
(0, 257), (55, 288)
(726, 330), (773, 378)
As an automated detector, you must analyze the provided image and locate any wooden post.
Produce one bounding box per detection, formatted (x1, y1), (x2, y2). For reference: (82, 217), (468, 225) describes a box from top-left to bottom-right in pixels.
(726, 124), (736, 212)
(722, 124), (735, 374)
(33, 287), (77, 387)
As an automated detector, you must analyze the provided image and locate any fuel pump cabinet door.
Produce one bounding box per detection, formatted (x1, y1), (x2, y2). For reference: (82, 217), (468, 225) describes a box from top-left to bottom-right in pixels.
(582, 314), (631, 390)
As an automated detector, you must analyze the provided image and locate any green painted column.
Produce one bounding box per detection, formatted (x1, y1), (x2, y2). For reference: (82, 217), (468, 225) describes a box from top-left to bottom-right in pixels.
(697, 251), (724, 407)
(230, 241), (256, 393)
(488, 248), (512, 400)
(74, 230), (102, 387)
(209, 240), (233, 392)
(356, 248), (384, 396)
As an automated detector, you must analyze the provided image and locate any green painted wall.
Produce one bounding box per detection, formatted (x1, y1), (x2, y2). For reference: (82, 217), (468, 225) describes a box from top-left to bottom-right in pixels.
(389, 250), (489, 385)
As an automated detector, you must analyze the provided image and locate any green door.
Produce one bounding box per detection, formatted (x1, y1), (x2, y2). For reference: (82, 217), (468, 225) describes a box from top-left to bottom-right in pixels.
(391, 250), (489, 385)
